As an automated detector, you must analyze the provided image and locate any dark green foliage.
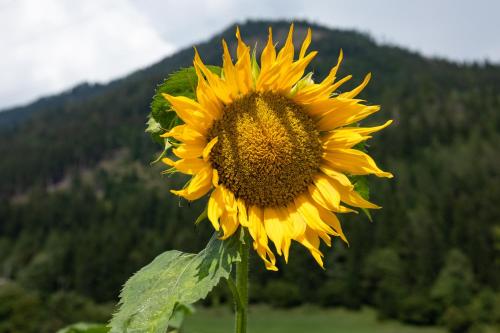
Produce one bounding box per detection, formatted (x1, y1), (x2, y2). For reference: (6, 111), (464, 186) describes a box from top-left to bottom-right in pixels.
(262, 280), (302, 308)
(0, 20), (499, 331)
(440, 307), (473, 333)
(47, 291), (112, 326)
(362, 248), (406, 318)
(0, 281), (113, 333)
(468, 289), (497, 324)
(399, 294), (439, 325)
(0, 281), (45, 333)
(431, 249), (475, 309)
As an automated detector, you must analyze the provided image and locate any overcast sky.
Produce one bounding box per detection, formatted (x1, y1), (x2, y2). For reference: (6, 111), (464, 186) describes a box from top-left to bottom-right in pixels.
(1, 0), (499, 110)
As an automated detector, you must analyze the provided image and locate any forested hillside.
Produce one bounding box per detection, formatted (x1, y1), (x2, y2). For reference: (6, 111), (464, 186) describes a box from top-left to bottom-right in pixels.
(1, 20), (499, 333)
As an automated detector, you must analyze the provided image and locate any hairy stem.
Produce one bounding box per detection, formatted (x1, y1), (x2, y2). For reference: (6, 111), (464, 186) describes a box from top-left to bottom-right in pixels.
(235, 229), (249, 333)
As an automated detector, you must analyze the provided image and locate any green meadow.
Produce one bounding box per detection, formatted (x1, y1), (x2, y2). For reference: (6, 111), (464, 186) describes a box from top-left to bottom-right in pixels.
(183, 306), (446, 333)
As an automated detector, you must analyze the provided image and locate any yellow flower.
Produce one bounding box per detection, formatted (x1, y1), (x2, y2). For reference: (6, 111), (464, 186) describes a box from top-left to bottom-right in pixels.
(161, 25), (393, 270)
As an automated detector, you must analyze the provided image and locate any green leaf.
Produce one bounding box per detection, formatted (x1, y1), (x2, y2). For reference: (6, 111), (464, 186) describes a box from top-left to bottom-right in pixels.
(109, 233), (240, 333)
(57, 323), (110, 333)
(149, 66), (221, 137)
(351, 175), (372, 221)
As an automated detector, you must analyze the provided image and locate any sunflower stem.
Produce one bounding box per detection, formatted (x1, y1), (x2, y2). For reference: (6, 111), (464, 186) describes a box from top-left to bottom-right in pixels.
(235, 229), (249, 333)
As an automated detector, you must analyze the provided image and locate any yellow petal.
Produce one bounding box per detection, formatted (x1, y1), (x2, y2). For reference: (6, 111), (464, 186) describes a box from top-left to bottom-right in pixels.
(162, 93), (212, 133)
(339, 73), (371, 99)
(221, 186), (237, 215)
(286, 204), (306, 239)
(172, 143), (205, 159)
(295, 227), (324, 268)
(272, 208), (294, 262)
(219, 187), (239, 240)
(237, 198), (249, 227)
(171, 166), (212, 201)
(207, 187), (223, 231)
(339, 120), (393, 136)
(221, 39), (240, 97)
(299, 28), (312, 59)
(294, 194), (334, 235)
(342, 188), (380, 209)
(264, 207), (284, 256)
(333, 181), (380, 210)
(302, 95), (359, 118)
(202, 136), (218, 162)
(313, 201), (348, 244)
(161, 124), (205, 144)
(220, 210), (239, 240)
(212, 168), (219, 187)
(195, 65), (223, 118)
(319, 167), (381, 209)
(278, 51), (318, 92)
(248, 206), (278, 271)
(322, 131), (370, 149)
(309, 182), (339, 212)
(161, 157), (208, 175)
(259, 27), (276, 75)
(314, 174), (341, 209)
(234, 27), (253, 93)
(247, 205), (263, 242)
(319, 165), (354, 189)
(322, 148), (393, 178)
(276, 23), (295, 63)
(316, 104), (380, 131)
(194, 48), (232, 104)
(292, 50), (344, 104)
(235, 27), (248, 63)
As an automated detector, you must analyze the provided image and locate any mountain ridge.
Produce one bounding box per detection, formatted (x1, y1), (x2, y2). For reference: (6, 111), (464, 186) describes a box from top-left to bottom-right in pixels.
(1, 19), (500, 196)
(2, 19), (498, 127)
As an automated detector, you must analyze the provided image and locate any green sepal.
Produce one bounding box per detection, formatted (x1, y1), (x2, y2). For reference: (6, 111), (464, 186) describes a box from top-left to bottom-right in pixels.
(251, 46), (260, 85)
(195, 205), (208, 225)
(351, 175), (372, 221)
(151, 137), (173, 165)
(289, 71), (314, 96)
(109, 233), (240, 333)
(353, 140), (369, 153)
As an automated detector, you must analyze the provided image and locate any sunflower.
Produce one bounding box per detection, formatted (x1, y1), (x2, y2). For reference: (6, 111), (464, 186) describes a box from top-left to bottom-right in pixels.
(161, 25), (392, 270)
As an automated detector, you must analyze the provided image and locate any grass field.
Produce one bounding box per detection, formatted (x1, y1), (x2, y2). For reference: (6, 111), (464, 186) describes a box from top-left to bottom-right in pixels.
(183, 306), (447, 333)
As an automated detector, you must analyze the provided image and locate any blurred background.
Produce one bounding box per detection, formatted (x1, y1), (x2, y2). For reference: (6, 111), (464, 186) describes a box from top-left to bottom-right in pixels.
(0, 1), (499, 333)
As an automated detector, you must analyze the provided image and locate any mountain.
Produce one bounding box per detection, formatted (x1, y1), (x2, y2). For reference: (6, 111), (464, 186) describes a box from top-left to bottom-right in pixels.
(0, 20), (499, 332)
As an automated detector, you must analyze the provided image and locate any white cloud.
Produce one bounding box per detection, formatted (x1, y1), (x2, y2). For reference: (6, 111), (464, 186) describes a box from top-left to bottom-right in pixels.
(0, 0), (175, 109)
(131, 0), (500, 64)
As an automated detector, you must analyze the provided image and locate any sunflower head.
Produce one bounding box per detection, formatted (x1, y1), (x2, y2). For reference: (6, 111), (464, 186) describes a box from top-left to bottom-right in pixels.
(159, 24), (392, 270)
(207, 91), (322, 208)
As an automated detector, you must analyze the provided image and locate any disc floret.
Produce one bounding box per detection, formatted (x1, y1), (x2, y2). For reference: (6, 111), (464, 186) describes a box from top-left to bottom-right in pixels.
(208, 92), (322, 208)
